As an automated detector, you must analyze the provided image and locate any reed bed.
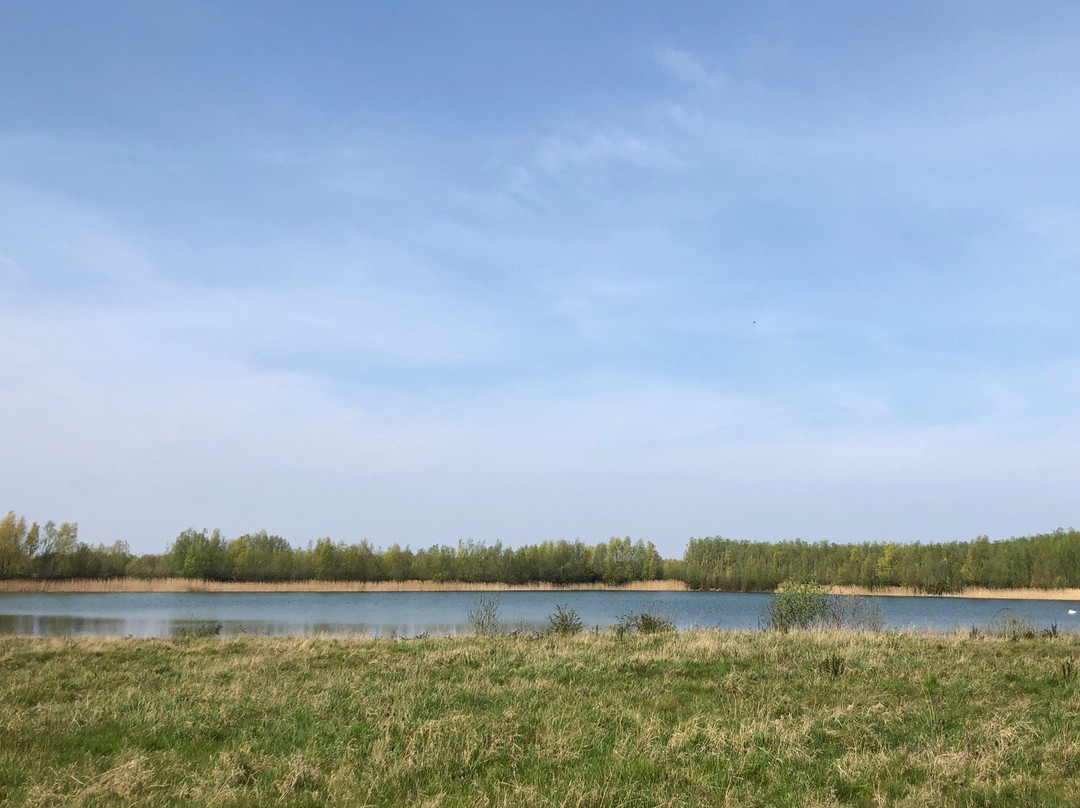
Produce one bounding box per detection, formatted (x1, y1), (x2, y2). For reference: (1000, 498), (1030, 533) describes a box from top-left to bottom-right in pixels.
(4, 578), (1079, 599)
(828, 584), (1080, 600)
(0, 577), (689, 594)
(2, 630), (1079, 806)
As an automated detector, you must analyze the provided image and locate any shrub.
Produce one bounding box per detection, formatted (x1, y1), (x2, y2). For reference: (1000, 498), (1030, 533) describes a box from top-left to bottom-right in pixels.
(763, 580), (829, 632)
(825, 595), (885, 632)
(988, 609), (1038, 641)
(467, 595), (501, 637)
(174, 621), (223, 639)
(615, 608), (676, 635)
(547, 605), (583, 636)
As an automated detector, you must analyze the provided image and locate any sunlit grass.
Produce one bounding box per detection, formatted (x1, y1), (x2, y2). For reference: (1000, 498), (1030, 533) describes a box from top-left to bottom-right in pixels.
(2, 631), (1080, 806)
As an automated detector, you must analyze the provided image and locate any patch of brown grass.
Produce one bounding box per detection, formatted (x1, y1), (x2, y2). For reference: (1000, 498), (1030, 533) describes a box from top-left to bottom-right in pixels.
(828, 585), (1080, 600)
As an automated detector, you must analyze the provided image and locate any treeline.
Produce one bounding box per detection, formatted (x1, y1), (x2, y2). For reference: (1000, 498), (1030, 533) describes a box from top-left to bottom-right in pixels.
(0, 513), (664, 585)
(0, 513), (129, 580)
(3, 510), (1080, 592)
(679, 530), (1080, 593)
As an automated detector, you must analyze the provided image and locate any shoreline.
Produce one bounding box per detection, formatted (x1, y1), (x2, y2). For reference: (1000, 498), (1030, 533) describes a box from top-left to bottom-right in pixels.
(1, 578), (1079, 600)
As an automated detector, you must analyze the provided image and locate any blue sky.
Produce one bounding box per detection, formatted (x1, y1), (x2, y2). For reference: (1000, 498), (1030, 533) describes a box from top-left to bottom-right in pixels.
(2, 1), (1079, 555)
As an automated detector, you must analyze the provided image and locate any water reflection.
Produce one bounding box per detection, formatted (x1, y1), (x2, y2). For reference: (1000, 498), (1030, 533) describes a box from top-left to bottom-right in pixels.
(0, 590), (1076, 638)
(0, 613), (129, 637)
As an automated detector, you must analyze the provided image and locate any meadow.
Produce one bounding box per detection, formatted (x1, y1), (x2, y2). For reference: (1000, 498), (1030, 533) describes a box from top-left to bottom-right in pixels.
(2, 629), (1080, 806)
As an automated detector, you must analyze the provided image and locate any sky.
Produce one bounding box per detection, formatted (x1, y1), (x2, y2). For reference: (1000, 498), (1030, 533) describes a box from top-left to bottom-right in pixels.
(2, 1), (1079, 556)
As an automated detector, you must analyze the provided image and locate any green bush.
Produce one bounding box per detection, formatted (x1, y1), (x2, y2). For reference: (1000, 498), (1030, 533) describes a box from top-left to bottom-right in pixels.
(763, 580), (829, 632)
(547, 604), (583, 636)
(615, 609), (675, 635)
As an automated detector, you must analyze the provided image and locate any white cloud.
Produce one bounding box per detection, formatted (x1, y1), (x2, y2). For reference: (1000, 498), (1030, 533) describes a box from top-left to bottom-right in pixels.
(536, 129), (679, 172)
(0, 185), (156, 288)
(655, 47), (726, 91)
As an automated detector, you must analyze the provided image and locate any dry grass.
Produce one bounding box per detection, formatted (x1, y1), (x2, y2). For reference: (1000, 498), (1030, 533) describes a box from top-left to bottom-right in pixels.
(2, 631), (1080, 806)
(828, 585), (1080, 601)
(0, 577), (688, 594)
(4, 578), (1077, 599)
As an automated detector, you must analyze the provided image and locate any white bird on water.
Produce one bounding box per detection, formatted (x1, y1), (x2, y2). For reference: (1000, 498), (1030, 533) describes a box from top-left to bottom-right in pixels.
(1069, 609), (1077, 615)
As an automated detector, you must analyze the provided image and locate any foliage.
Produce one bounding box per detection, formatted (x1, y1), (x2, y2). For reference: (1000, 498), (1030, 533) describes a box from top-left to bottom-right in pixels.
(546, 604), (583, 636)
(173, 621), (223, 639)
(6, 507), (1080, 594)
(682, 528), (1080, 593)
(466, 595), (501, 637)
(763, 580), (830, 632)
(615, 608), (676, 635)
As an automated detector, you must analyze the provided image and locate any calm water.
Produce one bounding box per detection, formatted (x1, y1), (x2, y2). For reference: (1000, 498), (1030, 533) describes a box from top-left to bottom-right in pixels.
(2, 591), (1079, 637)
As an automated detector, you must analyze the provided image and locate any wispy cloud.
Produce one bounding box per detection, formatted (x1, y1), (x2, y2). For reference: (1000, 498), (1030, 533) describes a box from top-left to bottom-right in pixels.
(655, 46), (726, 91)
(535, 128), (679, 173)
(3, 4), (1080, 551)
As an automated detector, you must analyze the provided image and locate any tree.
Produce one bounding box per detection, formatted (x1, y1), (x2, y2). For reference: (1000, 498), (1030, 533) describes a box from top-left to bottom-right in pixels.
(0, 511), (32, 578)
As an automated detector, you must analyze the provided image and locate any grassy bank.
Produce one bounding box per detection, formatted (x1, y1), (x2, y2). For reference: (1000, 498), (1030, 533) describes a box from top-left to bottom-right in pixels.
(3, 632), (1080, 806)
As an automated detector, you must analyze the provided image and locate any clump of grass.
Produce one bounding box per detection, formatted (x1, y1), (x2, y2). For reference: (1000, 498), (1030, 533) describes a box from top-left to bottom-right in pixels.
(987, 609), (1057, 641)
(466, 595), (501, 637)
(825, 594), (885, 631)
(173, 621), (223, 639)
(820, 652), (846, 678)
(1060, 659), (1077, 683)
(614, 608), (675, 635)
(547, 604), (583, 636)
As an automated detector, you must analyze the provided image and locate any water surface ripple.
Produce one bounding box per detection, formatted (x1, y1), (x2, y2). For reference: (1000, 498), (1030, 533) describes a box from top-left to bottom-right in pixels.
(1, 591), (1078, 638)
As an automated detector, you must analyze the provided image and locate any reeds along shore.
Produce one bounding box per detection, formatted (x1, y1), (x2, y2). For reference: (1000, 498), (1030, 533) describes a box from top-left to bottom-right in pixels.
(3, 578), (1080, 599)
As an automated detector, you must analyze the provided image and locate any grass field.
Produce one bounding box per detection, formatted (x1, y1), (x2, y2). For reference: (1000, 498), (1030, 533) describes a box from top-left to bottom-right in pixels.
(3, 631), (1080, 807)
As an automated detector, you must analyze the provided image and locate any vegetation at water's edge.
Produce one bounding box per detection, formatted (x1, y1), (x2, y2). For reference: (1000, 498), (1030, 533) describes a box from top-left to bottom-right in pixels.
(3, 509), (1080, 593)
(3, 630), (1080, 807)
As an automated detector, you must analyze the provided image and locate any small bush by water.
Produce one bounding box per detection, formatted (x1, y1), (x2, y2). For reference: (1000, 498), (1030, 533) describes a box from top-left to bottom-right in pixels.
(764, 581), (885, 632)
(466, 595), (501, 636)
(546, 604), (583, 636)
(614, 607), (676, 635)
(763, 580), (830, 631)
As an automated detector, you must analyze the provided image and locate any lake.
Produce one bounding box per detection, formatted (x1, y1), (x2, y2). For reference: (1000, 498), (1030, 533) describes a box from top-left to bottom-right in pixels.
(2, 591), (1079, 637)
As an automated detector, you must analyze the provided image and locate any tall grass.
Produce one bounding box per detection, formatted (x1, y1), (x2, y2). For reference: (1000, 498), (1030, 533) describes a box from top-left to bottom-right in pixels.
(828, 584), (1080, 600)
(3, 631), (1080, 806)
